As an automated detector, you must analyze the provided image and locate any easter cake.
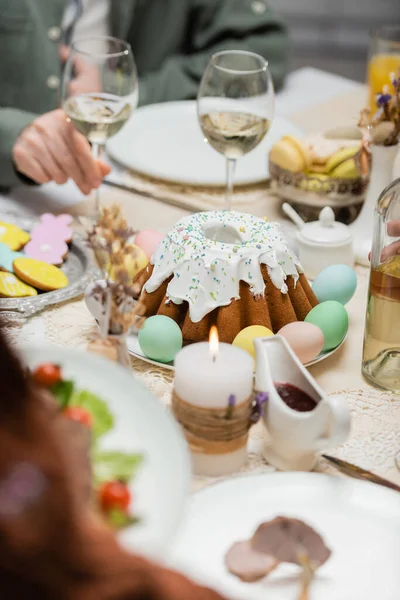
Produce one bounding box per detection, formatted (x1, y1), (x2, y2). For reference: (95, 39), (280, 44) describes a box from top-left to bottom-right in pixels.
(134, 211), (318, 344)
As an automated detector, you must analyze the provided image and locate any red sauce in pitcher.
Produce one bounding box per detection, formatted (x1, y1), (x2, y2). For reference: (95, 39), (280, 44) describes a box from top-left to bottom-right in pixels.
(275, 383), (317, 412)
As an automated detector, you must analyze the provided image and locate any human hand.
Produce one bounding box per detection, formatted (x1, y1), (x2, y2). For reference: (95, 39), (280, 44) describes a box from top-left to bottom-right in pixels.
(12, 109), (111, 194)
(387, 221), (400, 237)
(60, 45), (102, 96)
(381, 220), (400, 262)
(369, 221), (400, 263)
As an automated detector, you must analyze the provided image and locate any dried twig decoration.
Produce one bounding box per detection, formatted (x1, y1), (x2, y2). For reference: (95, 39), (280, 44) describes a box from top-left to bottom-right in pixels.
(86, 204), (146, 337)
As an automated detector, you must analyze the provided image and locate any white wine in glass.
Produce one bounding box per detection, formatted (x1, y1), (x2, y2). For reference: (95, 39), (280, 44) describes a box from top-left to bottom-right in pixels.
(198, 51), (274, 210)
(64, 93), (133, 145)
(62, 36), (138, 217)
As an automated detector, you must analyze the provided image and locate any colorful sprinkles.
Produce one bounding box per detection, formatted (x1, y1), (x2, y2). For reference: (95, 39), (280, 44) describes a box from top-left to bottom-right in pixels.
(144, 211), (302, 324)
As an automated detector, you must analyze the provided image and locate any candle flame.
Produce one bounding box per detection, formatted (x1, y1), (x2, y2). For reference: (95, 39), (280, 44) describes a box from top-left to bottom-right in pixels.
(209, 326), (219, 361)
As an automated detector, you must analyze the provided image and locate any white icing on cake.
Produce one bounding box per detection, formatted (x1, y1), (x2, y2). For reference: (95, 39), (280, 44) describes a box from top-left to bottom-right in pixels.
(145, 211), (303, 323)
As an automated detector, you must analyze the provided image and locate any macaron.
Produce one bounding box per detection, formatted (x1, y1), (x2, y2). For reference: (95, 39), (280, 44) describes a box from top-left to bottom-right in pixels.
(306, 135), (360, 165)
(269, 136), (310, 173)
(300, 173), (330, 192)
(325, 146), (360, 174)
(330, 158), (360, 179)
(305, 138), (362, 179)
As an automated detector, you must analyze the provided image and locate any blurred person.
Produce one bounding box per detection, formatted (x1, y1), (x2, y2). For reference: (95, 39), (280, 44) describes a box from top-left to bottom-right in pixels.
(0, 323), (228, 599)
(0, 0), (288, 191)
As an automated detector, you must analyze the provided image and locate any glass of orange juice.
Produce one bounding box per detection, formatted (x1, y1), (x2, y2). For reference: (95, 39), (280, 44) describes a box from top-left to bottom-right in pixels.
(368, 25), (400, 113)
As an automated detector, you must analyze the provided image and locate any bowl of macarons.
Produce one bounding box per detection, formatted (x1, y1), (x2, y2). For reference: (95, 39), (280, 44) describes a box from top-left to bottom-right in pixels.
(269, 125), (370, 223)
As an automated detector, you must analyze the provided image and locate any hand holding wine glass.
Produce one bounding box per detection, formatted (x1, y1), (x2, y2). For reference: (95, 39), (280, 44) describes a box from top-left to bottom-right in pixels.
(198, 51), (274, 210)
(62, 36), (138, 217)
(12, 110), (110, 194)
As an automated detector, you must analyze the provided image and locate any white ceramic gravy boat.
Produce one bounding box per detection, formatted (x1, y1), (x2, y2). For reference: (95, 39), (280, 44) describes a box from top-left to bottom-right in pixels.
(254, 336), (351, 471)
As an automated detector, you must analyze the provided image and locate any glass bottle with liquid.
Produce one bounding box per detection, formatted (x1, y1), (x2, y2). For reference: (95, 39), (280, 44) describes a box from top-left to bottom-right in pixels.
(362, 178), (400, 393)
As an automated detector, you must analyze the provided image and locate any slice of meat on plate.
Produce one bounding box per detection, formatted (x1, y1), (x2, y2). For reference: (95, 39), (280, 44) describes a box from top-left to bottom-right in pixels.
(225, 540), (279, 582)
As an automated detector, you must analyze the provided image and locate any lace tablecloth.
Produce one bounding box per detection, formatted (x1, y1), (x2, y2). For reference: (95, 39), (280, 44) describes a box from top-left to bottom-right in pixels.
(6, 239), (400, 489)
(3, 84), (400, 488)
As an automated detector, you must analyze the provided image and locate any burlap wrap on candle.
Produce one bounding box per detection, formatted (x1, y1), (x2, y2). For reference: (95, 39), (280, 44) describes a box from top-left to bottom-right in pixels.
(172, 389), (254, 455)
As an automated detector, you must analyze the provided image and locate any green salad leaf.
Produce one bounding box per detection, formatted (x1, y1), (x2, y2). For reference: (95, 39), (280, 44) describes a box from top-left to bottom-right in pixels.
(70, 389), (114, 441)
(51, 380), (75, 409)
(93, 450), (144, 485)
(107, 508), (141, 530)
(50, 379), (143, 498)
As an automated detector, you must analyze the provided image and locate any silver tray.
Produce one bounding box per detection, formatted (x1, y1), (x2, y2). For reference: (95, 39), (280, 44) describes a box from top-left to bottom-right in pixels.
(0, 215), (99, 318)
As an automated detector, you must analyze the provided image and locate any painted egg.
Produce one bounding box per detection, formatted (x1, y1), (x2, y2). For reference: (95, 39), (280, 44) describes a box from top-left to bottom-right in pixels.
(232, 325), (273, 359)
(278, 322), (324, 364)
(312, 264), (357, 306)
(138, 315), (183, 363)
(109, 245), (148, 282)
(135, 230), (165, 260)
(305, 301), (348, 352)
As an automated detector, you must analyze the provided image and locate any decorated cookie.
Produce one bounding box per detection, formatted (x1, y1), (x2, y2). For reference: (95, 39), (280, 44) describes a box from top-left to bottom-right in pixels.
(0, 222), (30, 251)
(0, 272), (38, 298)
(24, 237), (69, 265)
(13, 257), (68, 292)
(0, 242), (24, 273)
(31, 213), (73, 243)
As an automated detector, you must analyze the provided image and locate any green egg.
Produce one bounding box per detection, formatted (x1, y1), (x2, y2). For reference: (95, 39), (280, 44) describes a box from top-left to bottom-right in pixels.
(305, 301), (348, 352)
(138, 315), (183, 363)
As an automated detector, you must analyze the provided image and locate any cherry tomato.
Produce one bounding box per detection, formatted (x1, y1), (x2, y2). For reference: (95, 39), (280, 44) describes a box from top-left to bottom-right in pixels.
(99, 481), (131, 513)
(32, 363), (62, 387)
(63, 406), (93, 427)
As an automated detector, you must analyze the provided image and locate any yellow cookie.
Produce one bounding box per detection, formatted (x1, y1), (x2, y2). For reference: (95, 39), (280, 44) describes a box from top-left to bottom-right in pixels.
(0, 222), (30, 251)
(13, 257), (68, 292)
(0, 272), (38, 298)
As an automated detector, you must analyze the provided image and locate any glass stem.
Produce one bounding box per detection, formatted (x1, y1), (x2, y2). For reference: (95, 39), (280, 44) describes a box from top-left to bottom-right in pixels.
(92, 142), (103, 218)
(225, 158), (237, 211)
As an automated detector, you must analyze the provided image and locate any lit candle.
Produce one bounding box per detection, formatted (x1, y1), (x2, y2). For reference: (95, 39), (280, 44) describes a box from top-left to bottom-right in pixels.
(173, 327), (254, 476)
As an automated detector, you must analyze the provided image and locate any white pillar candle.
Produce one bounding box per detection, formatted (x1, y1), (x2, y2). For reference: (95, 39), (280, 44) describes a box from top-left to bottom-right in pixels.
(173, 328), (254, 477)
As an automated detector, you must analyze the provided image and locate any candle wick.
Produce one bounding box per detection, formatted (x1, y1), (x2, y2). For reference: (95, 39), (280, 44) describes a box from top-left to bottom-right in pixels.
(212, 354), (217, 363)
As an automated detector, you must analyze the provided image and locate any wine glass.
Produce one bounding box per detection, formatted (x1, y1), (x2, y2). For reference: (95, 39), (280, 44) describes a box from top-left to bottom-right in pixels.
(197, 50), (274, 210)
(62, 36), (138, 217)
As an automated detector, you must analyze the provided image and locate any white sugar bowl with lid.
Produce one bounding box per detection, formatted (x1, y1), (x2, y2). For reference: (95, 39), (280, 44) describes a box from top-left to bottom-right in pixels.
(283, 203), (354, 279)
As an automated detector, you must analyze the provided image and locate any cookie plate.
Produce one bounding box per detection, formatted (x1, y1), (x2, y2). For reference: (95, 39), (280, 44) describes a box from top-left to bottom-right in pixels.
(0, 215), (98, 317)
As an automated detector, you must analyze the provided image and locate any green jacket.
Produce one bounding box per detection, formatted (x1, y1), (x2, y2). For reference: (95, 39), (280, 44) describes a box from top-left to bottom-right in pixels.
(0, 0), (288, 187)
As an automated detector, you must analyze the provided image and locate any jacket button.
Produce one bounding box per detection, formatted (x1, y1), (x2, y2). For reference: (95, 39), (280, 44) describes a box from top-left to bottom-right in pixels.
(47, 75), (60, 89)
(252, 1), (266, 13)
(48, 26), (61, 42)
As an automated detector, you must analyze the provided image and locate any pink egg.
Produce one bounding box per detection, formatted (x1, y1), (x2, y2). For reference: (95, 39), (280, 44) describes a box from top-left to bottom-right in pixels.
(278, 322), (324, 365)
(135, 230), (165, 259)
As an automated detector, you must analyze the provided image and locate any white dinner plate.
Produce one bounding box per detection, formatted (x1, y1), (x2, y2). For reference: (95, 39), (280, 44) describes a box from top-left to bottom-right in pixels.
(106, 101), (302, 186)
(20, 344), (190, 558)
(126, 333), (347, 372)
(168, 472), (400, 600)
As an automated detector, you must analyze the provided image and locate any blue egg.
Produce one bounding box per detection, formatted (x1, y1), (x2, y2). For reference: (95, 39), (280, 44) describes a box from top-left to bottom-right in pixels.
(138, 315), (183, 363)
(312, 264), (357, 305)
